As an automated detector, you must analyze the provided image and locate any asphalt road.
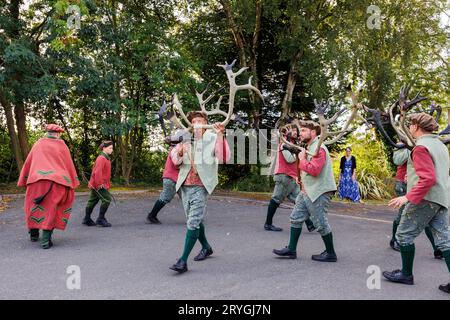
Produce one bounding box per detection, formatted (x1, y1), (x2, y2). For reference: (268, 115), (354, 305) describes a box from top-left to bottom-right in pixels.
(0, 192), (449, 300)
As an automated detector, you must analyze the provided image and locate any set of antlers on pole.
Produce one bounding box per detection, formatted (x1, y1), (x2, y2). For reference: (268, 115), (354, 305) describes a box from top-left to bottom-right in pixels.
(279, 85), (368, 157)
(279, 83), (450, 156)
(168, 59), (264, 131)
(362, 84), (450, 148)
(162, 59), (449, 150)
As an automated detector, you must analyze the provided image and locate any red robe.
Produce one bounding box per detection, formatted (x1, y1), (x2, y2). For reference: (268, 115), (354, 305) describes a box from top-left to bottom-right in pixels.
(88, 153), (111, 190)
(17, 137), (79, 230)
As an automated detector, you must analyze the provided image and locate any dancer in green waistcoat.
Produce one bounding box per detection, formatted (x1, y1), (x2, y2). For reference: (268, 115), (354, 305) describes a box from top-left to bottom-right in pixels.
(169, 111), (230, 274)
(383, 113), (450, 294)
(273, 120), (338, 262)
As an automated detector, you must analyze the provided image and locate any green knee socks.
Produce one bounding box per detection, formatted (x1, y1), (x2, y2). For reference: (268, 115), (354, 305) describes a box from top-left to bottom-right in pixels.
(265, 200), (280, 225)
(443, 250), (450, 274)
(322, 232), (336, 255)
(400, 244), (415, 276)
(198, 223), (210, 250)
(392, 221), (399, 242)
(181, 228), (200, 262)
(424, 227), (437, 252)
(288, 226), (302, 251)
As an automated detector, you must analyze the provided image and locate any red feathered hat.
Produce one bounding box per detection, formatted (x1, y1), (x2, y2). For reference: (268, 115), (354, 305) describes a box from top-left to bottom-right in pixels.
(45, 124), (65, 133)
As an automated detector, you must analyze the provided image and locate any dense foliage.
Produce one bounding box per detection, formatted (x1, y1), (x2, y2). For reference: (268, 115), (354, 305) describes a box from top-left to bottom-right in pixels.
(1, 1), (448, 199)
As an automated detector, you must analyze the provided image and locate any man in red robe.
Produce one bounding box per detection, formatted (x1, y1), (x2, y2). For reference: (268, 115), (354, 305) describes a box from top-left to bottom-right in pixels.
(17, 124), (80, 249)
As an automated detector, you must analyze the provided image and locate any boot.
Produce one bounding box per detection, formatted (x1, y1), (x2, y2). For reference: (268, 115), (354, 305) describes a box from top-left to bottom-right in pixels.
(41, 230), (53, 249)
(82, 206), (96, 226)
(96, 205), (111, 227)
(264, 199), (282, 231)
(29, 229), (39, 242)
(146, 199), (165, 224)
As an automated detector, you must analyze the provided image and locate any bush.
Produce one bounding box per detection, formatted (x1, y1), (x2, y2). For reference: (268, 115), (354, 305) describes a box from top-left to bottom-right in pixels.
(129, 151), (167, 185)
(230, 165), (274, 193)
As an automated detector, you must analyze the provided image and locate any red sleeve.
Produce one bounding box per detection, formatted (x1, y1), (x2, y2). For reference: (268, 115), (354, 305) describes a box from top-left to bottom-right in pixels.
(405, 146), (436, 204)
(214, 135), (231, 164)
(299, 148), (326, 177)
(92, 157), (106, 188)
(102, 160), (111, 185)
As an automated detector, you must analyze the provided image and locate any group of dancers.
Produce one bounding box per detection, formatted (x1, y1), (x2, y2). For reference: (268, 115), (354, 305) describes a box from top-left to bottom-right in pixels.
(17, 111), (450, 294)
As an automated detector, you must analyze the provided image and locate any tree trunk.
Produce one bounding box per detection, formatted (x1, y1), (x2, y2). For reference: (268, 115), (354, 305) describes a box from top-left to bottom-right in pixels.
(0, 91), (24, 170)
(126, 128), (136, 185)
(14, 100), (29, 158)
(280, 49), (303, 118)
(81, 103), (90, 172)
(117, 133), (131, 185)
(220, 0), (248, 67)
(220, 0), (263, 129)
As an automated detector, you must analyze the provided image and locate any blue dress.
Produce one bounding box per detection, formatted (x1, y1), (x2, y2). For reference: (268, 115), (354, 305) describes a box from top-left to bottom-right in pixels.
(338, 158), (361, 202)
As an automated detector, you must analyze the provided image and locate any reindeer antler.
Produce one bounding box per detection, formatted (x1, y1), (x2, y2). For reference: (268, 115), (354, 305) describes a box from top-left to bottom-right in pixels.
(279, 86), (365, 157)
(279, 118), (304, 152)
(309, 99), (348, 156)
(428, 102), (442, 123)
(358, 89), (408, 149)
(320, 86), (369, 145)
(398, 84), (427, 111)
(388, 85), (428, 149)
(364, 105), (407, 149)
(195, 84), (226, 116)
(171, 59), (264, 130)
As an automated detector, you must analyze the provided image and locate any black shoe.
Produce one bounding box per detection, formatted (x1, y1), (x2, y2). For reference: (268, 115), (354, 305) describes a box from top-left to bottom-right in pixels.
(382, 269), (414, 285)
(273, 246), (297, 259)
(264, 224), (283, 232)
(194, 247), (213, 261)
(29, 229), (39, 242)
(439, 283), (450, 293)
(96, 217), (112, 227)
(390, 240), (401, 252)
(306, 223), (316, 232)
(146, 216), (161, 224)
(434, 249), (443, 260)
(82, 217), (97, 226)
(169, 259), (188, 273)
(311, 250), (337, 262)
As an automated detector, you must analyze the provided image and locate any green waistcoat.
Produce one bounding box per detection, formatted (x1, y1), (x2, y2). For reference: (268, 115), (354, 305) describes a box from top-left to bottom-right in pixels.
(176, 129), (219, 195)
(407, 134), (450, 208)
(301, 136), (337, 202)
